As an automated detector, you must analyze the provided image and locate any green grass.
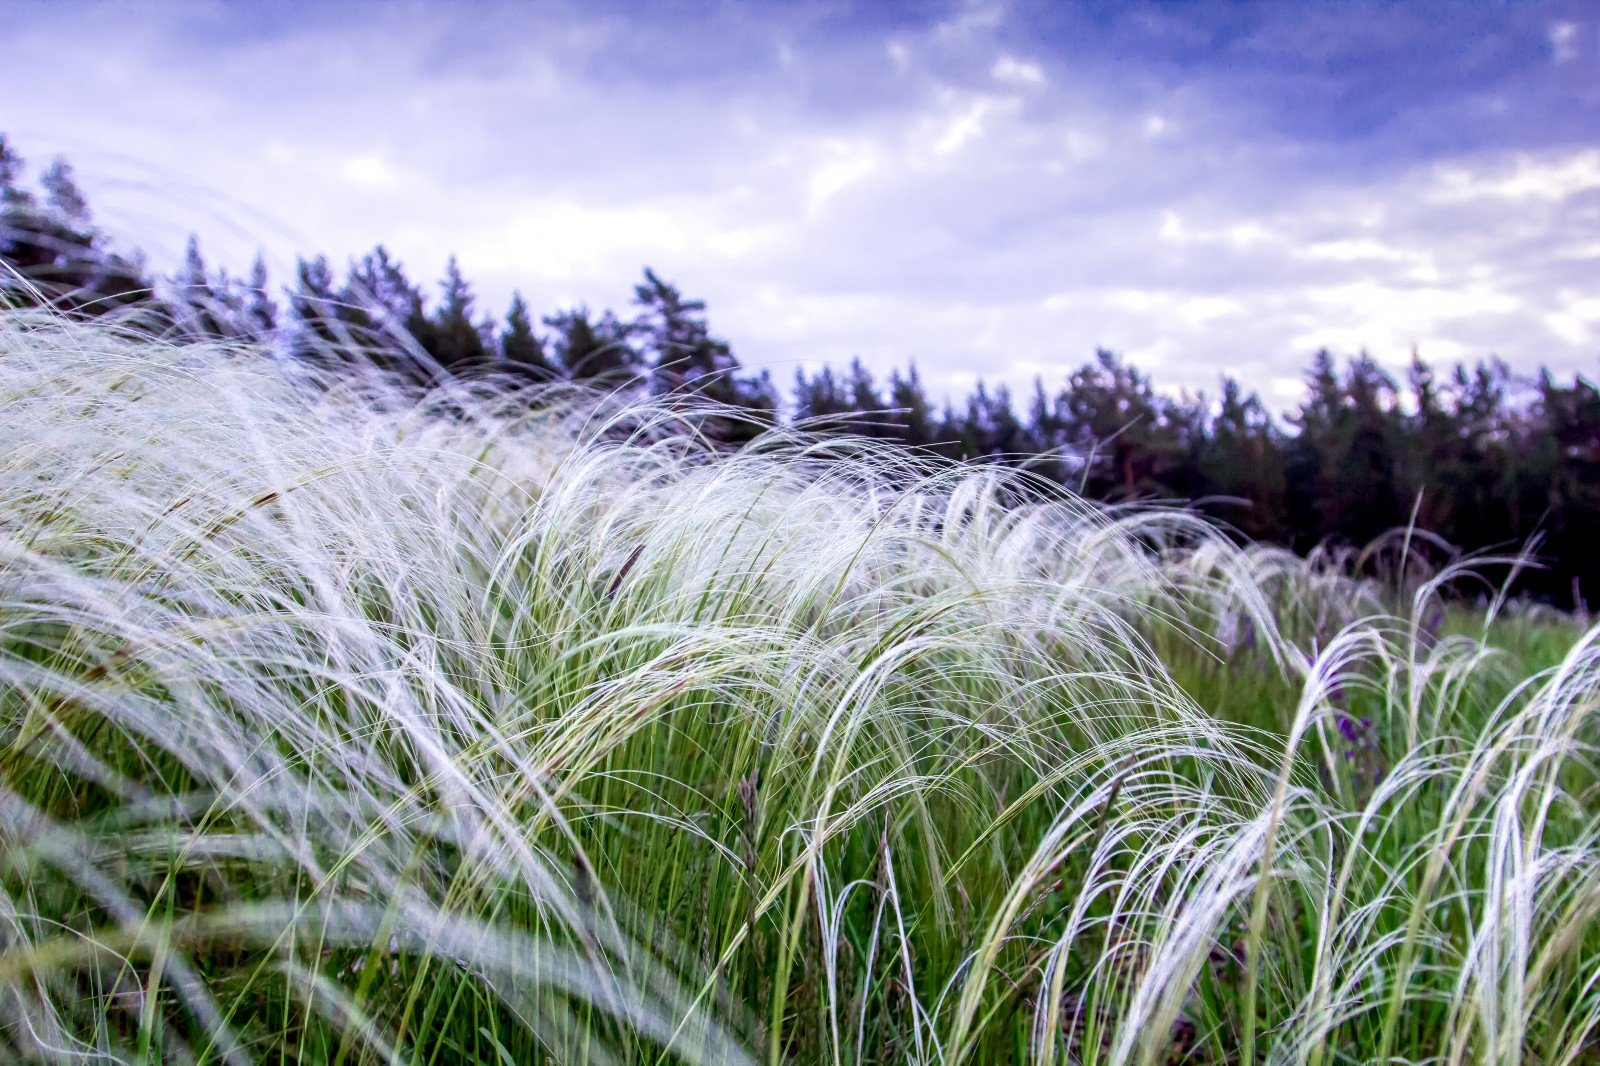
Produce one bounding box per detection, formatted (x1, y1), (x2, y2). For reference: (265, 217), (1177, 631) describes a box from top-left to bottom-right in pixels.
(1, 310), (1597, 1064)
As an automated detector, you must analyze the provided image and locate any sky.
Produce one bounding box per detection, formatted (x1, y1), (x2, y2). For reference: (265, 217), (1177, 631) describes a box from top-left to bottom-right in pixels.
(3, 0), (1598, 405)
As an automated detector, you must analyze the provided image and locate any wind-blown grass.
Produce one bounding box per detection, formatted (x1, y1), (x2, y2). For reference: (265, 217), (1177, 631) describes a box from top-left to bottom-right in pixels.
(0, 310), (1596, 1063)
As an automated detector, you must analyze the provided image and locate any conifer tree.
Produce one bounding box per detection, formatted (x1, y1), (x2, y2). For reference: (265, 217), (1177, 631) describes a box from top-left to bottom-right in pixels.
(1286, 351), (1405, 547)
(794, 366), (853, 433)
(1528, 370), (1600, 605)
(243, 254), (278, 340)
(428, 255), (487, 375)
(1056, 349), (1182, 498)
(0, 136), (24, 203)
(39, 158), (89, 228)
(1198, 377), (1287, 541)
(886, 363), (937, 448)
(500, 292), (558, 382)
(632, 267), (738, 398)
(0, 137), (40, 307)
(345, 247), (424, 334)
(935, 399), (965, 460)
(88, 248), (160, 319)
(631, 267), (773, 440)
(845, 357), (893, 437)
(336, 248), (432, 380)
(1449, 359), (1519, 550)
(289, 255), (345, 363)
(0, 144), (157, 318)
(544, 306), (640, 386)
(173, 235), (228, 338)
(15, 156), (97, 303)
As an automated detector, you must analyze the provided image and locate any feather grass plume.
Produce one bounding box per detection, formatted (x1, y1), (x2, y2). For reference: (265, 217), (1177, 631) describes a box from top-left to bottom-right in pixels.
(0, 309), (1595, 1063)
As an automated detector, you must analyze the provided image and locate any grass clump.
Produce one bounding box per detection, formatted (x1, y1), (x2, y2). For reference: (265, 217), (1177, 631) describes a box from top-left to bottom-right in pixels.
(0, 310), (1597, 1063)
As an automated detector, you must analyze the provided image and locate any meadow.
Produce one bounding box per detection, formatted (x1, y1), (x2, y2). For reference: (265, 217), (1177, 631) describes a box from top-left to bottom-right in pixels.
(1, 309), (1596, 1064)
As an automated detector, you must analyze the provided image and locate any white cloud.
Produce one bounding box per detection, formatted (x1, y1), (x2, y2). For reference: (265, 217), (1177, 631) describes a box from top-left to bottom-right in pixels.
(1059, 129), (1104, 163)
(1108, 289), (1159, 312)
(1304, 238), (1411, 262)
(1307, 280), (1521, 321)
(1178, 296), (1244, 323)
(1433, 150), (1600, 202)
(1546, 313), (1589, 344)
(2, 0), (1597, 410)
(1157, 212), (1277, 249)
(1104, 290), (1241, 323)
(1226, 222), (1275, 248)
(930, 98), (999, 157)
(1549, 21), (1580, 63)
(991, 55), (1045, 87)
(463, 201), (693, 280)
(807, 140), (878, 211)
(341, 156), (397, 187)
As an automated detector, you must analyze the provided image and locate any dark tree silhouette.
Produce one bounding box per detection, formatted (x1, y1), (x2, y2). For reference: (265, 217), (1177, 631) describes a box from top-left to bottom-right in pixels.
(5, 132), (1598, 603)
(500, 292), (559, 383)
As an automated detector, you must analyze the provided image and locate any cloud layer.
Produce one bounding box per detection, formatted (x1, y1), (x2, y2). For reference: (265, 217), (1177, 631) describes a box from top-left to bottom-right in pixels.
(5, 0), (1598, 400)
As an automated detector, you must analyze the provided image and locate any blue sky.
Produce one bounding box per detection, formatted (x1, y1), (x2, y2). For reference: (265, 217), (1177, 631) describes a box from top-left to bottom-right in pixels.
(3, 0), (1598, 403)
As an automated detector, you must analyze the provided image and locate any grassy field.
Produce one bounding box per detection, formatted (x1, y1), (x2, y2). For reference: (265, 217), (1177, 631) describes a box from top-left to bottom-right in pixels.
(1, 310), (1597, 1064)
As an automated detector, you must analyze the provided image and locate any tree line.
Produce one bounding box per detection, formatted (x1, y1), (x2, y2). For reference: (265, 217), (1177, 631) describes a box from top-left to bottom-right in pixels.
(4, 135), (1596, 606)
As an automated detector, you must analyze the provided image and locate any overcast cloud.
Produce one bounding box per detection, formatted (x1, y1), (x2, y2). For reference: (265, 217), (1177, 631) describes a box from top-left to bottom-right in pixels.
(3, 0), (1598, 402)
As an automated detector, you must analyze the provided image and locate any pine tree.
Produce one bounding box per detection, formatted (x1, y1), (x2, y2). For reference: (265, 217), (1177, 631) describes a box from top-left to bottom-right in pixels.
(956, 382), (1030, 462)
(1450, 359), (1519, 551)
(289, 255), (345, 364)
(0, 136), (24, 203)
(88, 248), (160, 319)
(1198, 377), (1287, 541)
(744, 369), (780, 428)
(544, 306), (640, 385)
(794, 366), (853, 433)
(19, 156), (98, 304)
(845, 357), (893, 436)
(717, 368), (781, 446)
(1537, 371), (1600, 606)
(243, 254), (278, 340)
(428, 255), (487, 376)
(1287, 352), (1405, 549)
(0, 136), (32, 241)
(338, 247), (429, 380)
(0, 146), (160, 319)
(632, 267), (738, 398)
(1055, 349), (1183, 498)
(631, 268), (773, 441)
(1345, 353), (1404, 542)
(500, 292), (558, 383)
(1024, 376), (1072, 484)
(1285, 349), (1345, 546)
(345, 247), (424, 335)
(173, 235), (228, 338)
(1, 137), (40, 307)
(39, 158), (90, 229)
(934, 399), (966, 460)
(886, 363), (937, 448)
(992, 384), (1031, 459)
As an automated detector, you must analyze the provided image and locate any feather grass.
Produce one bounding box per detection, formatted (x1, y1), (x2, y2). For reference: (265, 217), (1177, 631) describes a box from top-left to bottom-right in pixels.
(0, 310), (1595, 1063)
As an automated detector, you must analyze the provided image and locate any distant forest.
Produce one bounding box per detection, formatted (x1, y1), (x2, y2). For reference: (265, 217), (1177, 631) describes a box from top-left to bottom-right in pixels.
(4, 135), (1597, 606)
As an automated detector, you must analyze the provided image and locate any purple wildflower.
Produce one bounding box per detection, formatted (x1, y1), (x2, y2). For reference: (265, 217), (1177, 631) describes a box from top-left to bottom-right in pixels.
(1331, 706), (1387, 803)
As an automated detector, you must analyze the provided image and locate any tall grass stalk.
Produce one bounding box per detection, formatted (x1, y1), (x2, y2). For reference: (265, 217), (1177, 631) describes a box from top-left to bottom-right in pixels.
(0, 310), (1595, 1063)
